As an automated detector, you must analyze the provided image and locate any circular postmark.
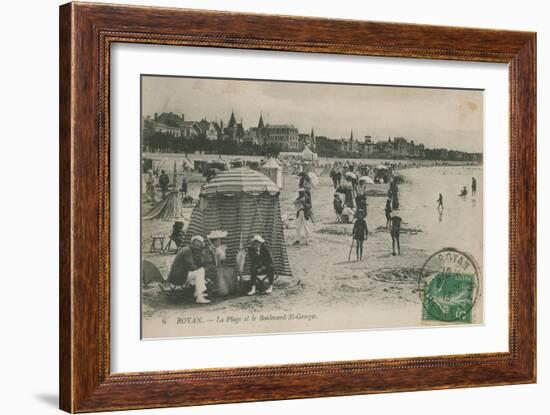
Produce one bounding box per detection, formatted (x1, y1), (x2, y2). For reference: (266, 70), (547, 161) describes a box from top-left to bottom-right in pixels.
(418, 248), (481, 323)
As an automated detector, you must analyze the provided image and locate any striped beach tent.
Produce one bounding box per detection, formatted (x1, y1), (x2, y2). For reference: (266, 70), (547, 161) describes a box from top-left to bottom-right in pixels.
(143, 191), (185, 221)
(201, 167), (280, 196)
(184, 168), (292, 277)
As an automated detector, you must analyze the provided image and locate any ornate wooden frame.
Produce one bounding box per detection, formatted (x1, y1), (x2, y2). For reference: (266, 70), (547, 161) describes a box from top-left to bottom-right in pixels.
(59, 2), (536, 412)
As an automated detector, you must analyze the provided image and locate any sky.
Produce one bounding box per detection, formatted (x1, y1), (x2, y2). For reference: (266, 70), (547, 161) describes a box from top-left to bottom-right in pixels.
(142, 75), (483, 153)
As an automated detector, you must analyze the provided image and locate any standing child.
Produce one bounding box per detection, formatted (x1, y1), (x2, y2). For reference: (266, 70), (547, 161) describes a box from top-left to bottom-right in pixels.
(294, 189), (312, 245)
(385, 198), (392, 228)
(390, 214), (402, 256)
(352, 210), (368, 261)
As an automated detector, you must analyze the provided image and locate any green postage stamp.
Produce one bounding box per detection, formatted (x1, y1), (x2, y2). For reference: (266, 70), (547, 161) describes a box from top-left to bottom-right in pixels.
(419, 248), (480, 323)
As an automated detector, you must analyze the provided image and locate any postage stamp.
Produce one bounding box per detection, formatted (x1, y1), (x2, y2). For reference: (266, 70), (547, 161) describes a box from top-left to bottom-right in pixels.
(419, 248), (481, 323)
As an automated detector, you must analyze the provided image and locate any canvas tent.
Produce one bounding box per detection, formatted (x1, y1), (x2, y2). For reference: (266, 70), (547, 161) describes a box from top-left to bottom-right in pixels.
(301, 146), (318, 162)
(182, 156), (194, 170)
(184, 168), (292, 277)
(260, 158), (283, 188)
(143, 191), (185, 221)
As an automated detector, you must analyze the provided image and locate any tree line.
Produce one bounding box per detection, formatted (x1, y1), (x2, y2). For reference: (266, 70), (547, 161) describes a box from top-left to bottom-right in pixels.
(142, 131), (282, 157)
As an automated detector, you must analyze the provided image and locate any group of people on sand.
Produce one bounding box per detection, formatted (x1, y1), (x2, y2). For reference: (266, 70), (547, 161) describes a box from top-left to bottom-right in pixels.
(347, 200), (402, 261)
(166, 232), (277, 304)
(330, 173), (403, 261)
(145, 169), (170, 202)
(145, 169), (189, 202)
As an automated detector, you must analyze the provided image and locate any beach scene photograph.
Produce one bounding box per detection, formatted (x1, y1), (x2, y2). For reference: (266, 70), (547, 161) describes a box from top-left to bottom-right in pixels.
(140, 75), (484, 339)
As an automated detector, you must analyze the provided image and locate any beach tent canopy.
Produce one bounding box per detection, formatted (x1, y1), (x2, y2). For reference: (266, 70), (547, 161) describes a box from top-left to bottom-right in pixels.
(262, 158), (281, 169)
(301, 146), (318, 160)
(184, 168), (291, 276)
(143, 191), (185, 221)
(182, 158), (194, 169)
(201, 167), (279, 196)
(260, 159), (283, 188)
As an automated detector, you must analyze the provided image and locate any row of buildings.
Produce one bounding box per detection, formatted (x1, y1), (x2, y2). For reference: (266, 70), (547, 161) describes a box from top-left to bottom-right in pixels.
(143, 111), (481, 161)
(143, 111), (315, 152)
(323, 132), (427, 158)
(143, 111), (315, 151)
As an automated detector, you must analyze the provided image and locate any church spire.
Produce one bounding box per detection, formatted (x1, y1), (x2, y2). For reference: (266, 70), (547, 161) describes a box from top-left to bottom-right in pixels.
(310, 128), (314, 138)
(350, 129), (354, 140)
(228, 110), (236, 127)
(258, 113), (264, 128)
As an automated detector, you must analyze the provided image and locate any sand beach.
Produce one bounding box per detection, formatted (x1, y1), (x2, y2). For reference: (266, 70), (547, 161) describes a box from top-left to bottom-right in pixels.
(141, 157), (483, 337)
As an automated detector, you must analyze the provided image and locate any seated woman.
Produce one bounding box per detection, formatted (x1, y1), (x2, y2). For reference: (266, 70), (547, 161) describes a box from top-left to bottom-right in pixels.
(247, 235), (275, 296)
(166, 235), (210, 304)
(206, 230), (238, 297)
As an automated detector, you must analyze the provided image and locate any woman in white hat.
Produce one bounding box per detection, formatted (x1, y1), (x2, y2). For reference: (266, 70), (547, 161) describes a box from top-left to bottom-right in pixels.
(207, 230), (228, 267)
(206, 230), (239, 297)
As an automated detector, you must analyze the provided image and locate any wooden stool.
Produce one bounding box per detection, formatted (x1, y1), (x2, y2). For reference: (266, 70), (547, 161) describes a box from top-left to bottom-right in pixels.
(150, 235), (166, 253)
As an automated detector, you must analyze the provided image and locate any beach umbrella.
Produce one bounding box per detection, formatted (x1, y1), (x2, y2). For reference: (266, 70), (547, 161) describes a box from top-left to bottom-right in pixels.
(201, 168), (280, 196)
(359, 176), (374, 184)
(307, 172), (318, 187)
(344, 171), (358, 180)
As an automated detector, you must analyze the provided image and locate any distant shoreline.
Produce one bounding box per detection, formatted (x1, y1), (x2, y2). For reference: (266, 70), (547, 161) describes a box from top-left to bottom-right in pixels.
(143, 151), (482, 168)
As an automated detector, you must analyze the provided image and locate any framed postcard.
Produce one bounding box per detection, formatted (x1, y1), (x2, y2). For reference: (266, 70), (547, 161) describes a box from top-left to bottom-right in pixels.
(59, 2), (536, 412)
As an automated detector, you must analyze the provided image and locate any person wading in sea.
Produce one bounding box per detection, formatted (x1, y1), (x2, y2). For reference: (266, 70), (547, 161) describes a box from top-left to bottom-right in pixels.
(437, 193), (444, 211)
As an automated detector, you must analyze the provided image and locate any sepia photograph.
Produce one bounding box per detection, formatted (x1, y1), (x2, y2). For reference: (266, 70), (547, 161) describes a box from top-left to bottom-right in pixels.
(140, 75), (484, 338)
